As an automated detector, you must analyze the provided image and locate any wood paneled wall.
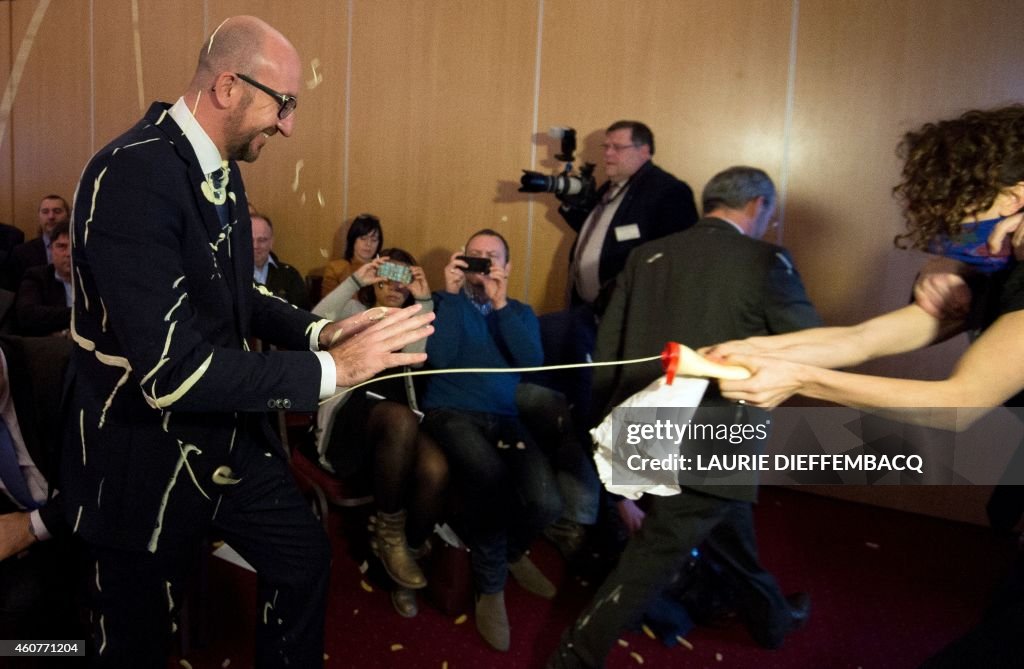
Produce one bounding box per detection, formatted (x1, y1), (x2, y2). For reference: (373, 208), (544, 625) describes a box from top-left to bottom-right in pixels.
(2, 0), (1022, 523)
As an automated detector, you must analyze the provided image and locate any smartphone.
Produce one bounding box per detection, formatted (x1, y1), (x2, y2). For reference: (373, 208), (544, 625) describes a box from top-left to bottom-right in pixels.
(377, 261), (412, 284)
(456, 255), (492, 274)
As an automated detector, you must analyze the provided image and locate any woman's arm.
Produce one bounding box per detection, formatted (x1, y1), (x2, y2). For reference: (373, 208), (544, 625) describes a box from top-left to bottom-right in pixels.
(705, 305), (958, 369)
(718, 309), (1024, 430)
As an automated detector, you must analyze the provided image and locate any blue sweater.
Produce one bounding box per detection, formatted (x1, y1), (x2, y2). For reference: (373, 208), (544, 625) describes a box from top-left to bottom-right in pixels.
(422, 291), (543, 416)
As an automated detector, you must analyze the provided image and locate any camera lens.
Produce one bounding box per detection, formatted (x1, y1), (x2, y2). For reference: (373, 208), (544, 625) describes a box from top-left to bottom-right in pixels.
(519, 170), (555, 193)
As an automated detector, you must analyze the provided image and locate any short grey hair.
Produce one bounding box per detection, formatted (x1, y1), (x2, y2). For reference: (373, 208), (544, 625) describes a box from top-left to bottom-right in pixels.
(701, 166), (775, 215)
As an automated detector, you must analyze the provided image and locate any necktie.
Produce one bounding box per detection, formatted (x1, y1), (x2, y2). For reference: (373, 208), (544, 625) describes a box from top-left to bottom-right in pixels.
(0, 415), (38, 509)
(202, 163), (231, 229)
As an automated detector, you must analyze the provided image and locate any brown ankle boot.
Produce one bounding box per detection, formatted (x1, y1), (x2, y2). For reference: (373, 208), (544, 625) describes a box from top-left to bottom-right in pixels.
(369, 510), (427, 590)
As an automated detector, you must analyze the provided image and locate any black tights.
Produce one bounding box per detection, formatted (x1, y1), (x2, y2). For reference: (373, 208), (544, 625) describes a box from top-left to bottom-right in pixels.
(366, 400), (448, 547)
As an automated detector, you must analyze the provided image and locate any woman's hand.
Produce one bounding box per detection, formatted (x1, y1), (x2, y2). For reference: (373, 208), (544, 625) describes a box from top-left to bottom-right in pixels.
(408, 265), (431, 300)
(988, 212), (1024, 260)
(353, 256), (387, 286)
(716, 354), (810, 408)
(912, 257), (972, 320)
(700, 336), (776, 362)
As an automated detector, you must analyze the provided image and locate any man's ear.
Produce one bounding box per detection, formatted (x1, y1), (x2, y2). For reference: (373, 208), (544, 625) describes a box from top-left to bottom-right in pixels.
(742, 196), (763, 220)
(209, 72), (241, 110)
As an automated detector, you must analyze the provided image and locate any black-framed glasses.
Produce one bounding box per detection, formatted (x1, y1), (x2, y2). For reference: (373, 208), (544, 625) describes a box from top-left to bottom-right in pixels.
(235, 73), (297, 120)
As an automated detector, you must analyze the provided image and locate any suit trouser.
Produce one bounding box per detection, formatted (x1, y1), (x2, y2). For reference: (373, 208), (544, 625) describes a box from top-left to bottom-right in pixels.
(548, 489), (789, 668)
(84, 443), (331, 669)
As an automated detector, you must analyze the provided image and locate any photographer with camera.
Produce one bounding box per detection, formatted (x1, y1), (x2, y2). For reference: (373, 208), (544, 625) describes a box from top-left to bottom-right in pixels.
(556, 120), (698, 312)
(521, 122), (700, 550)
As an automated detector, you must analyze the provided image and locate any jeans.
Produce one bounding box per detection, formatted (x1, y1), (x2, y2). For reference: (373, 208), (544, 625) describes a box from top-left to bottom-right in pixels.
(516, 383), (601, 525)
(423, 408), (562, 593)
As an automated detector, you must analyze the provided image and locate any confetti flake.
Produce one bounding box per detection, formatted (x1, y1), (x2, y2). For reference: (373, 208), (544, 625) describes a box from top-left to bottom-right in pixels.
(865, 541), (880, 549)
(360, 579), (373, 593)
(454, 614), (467, 625)
(390, 644), (404, 652)
(716, 652), (723, 661)
(641, 624), (656, 640)
(221, 660), (231, 668)
(629, 651), (644, 664)
(617, 639), (629, 648)
(179, 661), (193, 669)
(676, 635), (693, 650)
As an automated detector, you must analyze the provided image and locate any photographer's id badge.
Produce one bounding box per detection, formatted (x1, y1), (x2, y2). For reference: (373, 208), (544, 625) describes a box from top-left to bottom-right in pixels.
(614, 224), (641, 242)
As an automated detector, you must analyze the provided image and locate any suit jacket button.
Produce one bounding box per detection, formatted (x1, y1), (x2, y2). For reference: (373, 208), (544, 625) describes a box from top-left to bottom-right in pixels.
(267, 399), (276, 409)
(283, 399), (292, 409)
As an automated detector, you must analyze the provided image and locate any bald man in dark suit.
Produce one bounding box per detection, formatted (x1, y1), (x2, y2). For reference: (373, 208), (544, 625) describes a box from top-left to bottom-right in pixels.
(64, 16), (432, 668)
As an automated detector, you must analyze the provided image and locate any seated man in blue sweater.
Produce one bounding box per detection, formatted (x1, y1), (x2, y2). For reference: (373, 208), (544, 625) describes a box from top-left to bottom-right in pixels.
(422, 229), (562, 652)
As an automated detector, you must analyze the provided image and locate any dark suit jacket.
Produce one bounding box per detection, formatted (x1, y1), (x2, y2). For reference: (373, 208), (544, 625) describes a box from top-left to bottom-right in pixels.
(10, 237), (46, 290)
(594, 217), (821, 501)
(0, 224), (25, 291)
(0, 335), (72, 536)
(263, 255), (311, 310)
(63, 102), (324, 553)
(560, 160), (699, 307)
(15, 264), (70, 336)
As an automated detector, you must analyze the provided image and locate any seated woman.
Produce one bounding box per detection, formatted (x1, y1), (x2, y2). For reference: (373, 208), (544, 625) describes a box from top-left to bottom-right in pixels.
(321, 213), (383, 295)
(705, 105), (1024, 423)
(313, 248), (447, 618)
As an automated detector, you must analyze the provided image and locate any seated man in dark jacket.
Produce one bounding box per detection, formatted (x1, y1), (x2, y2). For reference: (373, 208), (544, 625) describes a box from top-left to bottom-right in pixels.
(252, 213), (310, 309)
(15, 219), (71, 337)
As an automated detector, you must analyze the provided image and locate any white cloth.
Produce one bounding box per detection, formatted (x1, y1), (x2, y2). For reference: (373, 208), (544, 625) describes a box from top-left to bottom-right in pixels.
(590, 375), (708, 499)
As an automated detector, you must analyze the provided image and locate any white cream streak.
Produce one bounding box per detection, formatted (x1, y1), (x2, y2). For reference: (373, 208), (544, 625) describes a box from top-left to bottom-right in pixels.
(98, 614), (107, 655)
(79, 410), (86, 466)
(112, 137), (159, 155)
(206, 17), (230, 54)
(140, 321), (177, 385)
(144, 351), (213, 409)
(176, 439), (210, 501)
(75, 266), (89, 311)
(95, 351), (132, 430)
(0, 0), (50, 150)
(82, 166), (108, 246)
(147, 443), (199, 553)
(95, 561), (102, 593)
(73, 505), (82, 534)
(97, 477), (104, 509)
(163, 294), (187, 322)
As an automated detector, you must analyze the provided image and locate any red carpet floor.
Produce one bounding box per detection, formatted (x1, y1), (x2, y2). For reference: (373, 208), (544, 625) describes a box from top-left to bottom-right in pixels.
(170, 487), (1016, 669)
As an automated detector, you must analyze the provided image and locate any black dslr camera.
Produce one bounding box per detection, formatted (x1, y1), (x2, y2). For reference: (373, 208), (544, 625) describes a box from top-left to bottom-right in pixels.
(519, 127), (597, 201)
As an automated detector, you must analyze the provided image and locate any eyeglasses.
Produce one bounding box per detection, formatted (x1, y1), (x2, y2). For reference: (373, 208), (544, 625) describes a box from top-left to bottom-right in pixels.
(235, 73), (297, 120)
(601, 142), (639, 153)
